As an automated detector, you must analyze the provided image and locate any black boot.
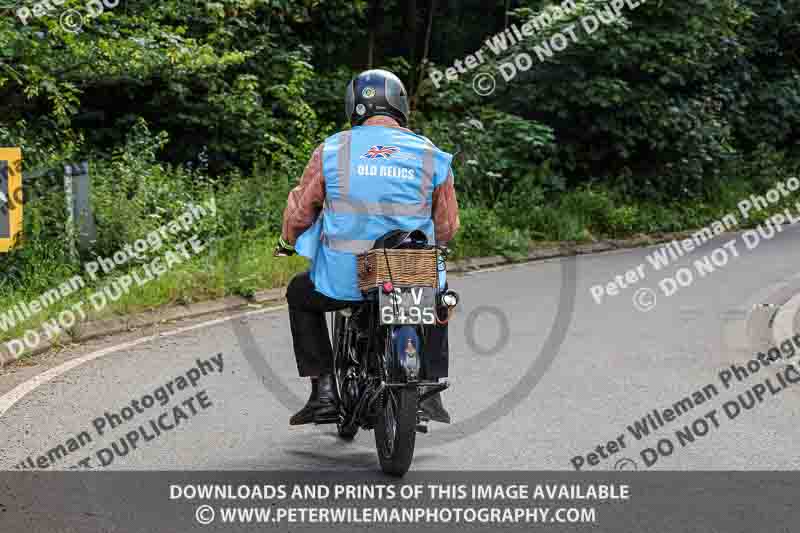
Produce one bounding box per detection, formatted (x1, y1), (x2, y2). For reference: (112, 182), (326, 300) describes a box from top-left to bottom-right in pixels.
(312, 374), (338, 423)
(419, 391), (451, 424)
(289, 378), (318, 426)
(289, 375), (338, 426)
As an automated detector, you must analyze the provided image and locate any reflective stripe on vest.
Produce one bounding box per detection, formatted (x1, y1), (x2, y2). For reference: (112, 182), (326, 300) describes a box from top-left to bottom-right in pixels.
(325, 198), (432, 217)
(321, 234), (376, 254)
(420, 145), (435, 205)
(337, 131), (353, 196)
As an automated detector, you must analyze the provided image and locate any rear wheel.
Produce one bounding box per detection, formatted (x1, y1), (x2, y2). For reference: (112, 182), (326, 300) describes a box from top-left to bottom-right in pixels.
(374, 386), (418, 476)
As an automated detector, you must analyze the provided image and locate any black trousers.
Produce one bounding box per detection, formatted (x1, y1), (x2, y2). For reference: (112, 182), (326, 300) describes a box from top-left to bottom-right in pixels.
(287, 272), (449, 379)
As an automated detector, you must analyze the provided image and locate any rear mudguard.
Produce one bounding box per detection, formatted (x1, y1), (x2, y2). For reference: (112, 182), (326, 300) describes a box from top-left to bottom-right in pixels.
(392, 326), (421, 382)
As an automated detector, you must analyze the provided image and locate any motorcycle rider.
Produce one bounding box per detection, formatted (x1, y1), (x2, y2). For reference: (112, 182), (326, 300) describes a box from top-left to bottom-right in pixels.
(275, 69), (460, 426)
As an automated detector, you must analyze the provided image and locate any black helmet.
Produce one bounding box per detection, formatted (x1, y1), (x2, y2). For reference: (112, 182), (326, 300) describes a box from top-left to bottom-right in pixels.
(345, 69), (410, 127)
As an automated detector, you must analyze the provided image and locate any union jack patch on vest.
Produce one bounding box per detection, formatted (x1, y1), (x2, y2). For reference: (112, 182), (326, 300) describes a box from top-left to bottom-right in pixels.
(361, 146), (399, 159)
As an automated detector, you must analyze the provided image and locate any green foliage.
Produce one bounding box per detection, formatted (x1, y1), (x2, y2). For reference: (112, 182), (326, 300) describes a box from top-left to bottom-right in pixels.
(727, 0), (800, 152)
(450, 207), (531, 259)
(418, 109), (555, 207)
(461, 0), (753, 198)
(416, 0), (798, 202)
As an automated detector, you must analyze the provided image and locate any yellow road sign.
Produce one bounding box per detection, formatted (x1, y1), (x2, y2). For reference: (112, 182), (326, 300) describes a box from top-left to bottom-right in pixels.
(0, 148), (22, 252)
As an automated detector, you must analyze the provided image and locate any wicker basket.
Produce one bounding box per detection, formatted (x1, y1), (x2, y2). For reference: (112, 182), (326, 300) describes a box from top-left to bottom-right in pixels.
(357, 248), (439, 292)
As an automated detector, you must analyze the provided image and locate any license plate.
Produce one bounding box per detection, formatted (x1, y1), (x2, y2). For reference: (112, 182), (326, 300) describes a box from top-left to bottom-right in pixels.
(379, 287), (436, 325)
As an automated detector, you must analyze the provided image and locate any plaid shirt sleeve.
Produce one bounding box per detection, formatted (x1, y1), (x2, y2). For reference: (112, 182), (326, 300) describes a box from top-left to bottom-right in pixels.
(281, 144), (326, 245)
(432, 170), (460, 244)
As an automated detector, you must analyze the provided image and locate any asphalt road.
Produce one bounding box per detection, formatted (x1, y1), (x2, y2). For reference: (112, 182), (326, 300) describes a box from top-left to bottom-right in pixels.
(3, 224), (800, 472)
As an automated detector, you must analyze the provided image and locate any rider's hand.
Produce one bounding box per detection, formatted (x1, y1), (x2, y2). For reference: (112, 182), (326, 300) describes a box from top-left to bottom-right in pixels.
(274, 236), (297, 257)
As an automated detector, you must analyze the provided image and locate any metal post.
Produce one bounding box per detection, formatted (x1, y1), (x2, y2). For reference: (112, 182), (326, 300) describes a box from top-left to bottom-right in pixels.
(64, 163), (78, 263)
(64, 161), (96, 256)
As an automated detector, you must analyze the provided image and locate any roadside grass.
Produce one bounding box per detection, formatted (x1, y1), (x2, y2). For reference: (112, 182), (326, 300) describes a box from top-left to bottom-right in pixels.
(451, 175), (798, 259)
(0, 233), (307, 347)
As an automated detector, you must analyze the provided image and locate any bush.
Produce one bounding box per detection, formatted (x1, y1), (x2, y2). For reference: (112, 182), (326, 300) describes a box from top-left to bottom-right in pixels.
(450, 207), (531, 259)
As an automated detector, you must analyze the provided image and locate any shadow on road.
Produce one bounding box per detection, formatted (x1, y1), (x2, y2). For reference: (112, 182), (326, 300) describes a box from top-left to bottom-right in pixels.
(222, 430), (441, 471)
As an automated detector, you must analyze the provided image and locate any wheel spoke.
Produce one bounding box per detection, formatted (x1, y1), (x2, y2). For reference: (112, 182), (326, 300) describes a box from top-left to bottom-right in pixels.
(382, 389), (398, 457)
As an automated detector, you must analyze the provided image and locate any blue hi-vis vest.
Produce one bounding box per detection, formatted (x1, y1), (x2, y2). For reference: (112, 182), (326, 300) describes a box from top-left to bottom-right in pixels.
(296, 125), (454, 301)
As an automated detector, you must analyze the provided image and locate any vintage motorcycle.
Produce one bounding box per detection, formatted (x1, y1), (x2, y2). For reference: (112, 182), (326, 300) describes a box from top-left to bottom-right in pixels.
(299, 229), (459, 476)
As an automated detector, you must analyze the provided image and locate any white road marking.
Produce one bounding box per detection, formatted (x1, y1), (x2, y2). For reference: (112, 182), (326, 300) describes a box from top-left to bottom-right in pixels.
(0, 304), (287, 418)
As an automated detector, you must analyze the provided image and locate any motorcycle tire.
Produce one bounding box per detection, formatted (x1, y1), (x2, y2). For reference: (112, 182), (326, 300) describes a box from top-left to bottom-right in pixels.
(374, 385), (417, 476)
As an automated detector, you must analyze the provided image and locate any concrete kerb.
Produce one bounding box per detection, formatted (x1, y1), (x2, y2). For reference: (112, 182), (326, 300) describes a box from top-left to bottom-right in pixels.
(0, 296), (256, 368)
(0, 229), (724, 369)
